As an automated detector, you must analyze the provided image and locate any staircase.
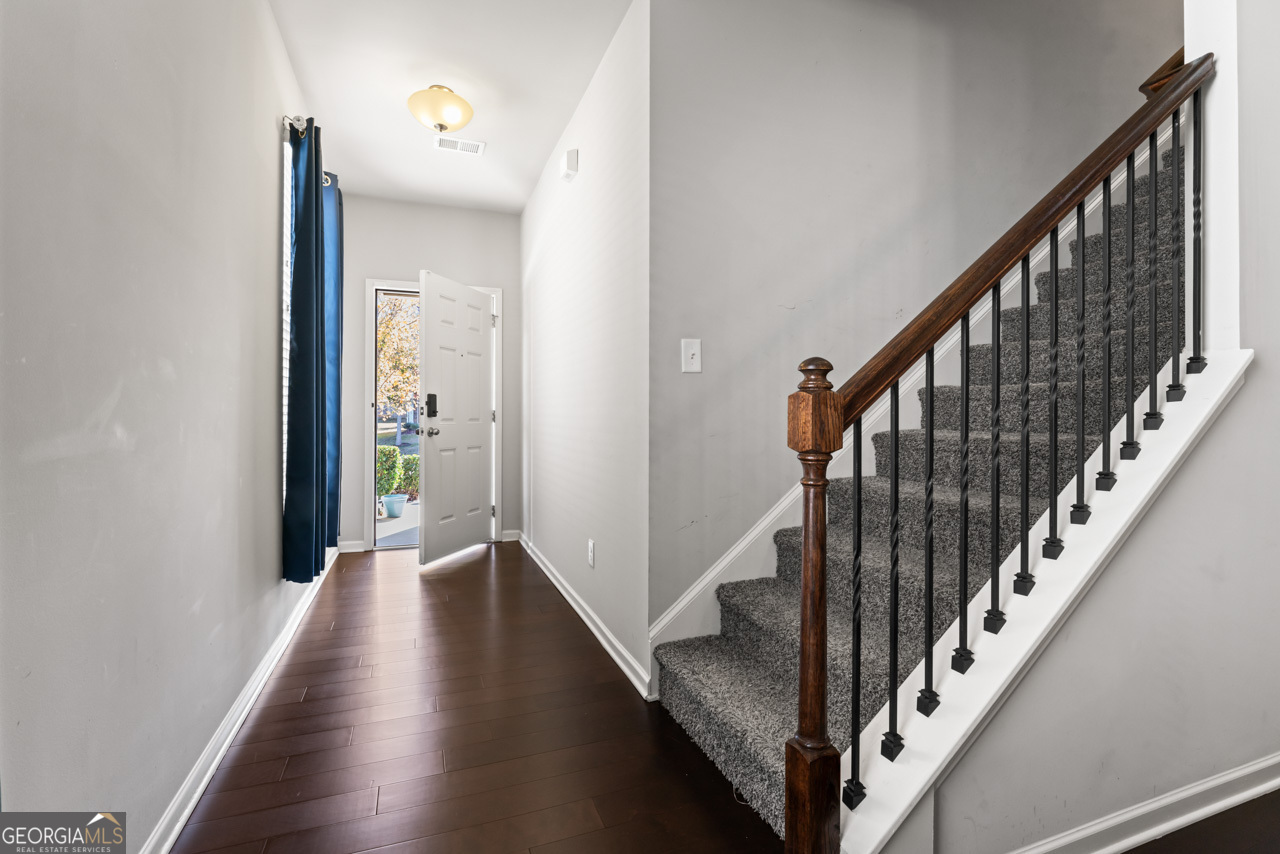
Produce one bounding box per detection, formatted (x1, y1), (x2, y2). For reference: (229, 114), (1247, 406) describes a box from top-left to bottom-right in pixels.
(653, 51), (1216, 851)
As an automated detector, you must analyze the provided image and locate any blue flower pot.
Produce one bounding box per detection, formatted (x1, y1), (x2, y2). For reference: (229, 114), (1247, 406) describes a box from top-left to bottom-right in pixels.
(382, 494), (408, 518)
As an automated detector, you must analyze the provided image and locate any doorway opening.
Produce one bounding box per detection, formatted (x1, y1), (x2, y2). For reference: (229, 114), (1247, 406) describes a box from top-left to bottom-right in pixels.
(365, 276), (503, 557)
(373, 288), (421, 548)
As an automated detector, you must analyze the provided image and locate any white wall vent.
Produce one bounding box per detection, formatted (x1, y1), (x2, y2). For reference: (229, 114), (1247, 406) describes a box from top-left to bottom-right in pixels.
(434, 136), (486, 156)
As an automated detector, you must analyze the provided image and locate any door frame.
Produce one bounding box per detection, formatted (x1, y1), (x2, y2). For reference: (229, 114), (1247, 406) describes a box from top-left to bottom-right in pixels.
(363, 277), (503, 551)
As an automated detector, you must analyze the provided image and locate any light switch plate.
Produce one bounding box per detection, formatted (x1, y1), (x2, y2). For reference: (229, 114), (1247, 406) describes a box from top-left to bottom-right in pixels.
(681, 339), (702, 373)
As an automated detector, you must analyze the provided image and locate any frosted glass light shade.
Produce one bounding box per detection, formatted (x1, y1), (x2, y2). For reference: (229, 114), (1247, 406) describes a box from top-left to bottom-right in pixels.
(407, 85), (473, 133)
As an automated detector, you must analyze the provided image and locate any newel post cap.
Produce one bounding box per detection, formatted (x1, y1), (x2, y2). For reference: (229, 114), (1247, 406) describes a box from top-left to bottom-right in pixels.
(788, 357), (844, 455)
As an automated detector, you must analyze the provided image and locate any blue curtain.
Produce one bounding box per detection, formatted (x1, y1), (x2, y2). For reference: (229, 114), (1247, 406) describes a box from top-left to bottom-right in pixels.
(284, 119), (343, 583)
(322, 172), (344, 548)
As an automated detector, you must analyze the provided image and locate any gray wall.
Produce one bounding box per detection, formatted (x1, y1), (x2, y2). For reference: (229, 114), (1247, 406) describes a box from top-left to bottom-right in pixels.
(0, 0), (311, 844)
(933, 4), (1280, 850)
(338, 194), (522, 545)
(646, 0), (1183, 621)
(521, 0), (651, 669)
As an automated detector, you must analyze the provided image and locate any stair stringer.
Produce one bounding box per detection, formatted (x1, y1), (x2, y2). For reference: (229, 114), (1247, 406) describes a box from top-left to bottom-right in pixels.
(841, 349), (1253, 854)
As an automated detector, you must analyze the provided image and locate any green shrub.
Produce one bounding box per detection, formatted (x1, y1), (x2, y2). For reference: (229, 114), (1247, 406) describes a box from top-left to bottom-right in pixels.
(375, 445), (403, 496)
(401, 455), (420, 501)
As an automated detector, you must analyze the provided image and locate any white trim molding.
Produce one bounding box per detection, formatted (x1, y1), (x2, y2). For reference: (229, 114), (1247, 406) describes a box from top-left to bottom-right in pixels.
(1010, 749), (1280, 854)
(139, 548), (335, 854)
(520, 534), (654, 700)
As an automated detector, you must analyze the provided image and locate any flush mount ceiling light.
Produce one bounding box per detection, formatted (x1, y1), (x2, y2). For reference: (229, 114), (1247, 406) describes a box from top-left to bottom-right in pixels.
(407, 85), (473, 134)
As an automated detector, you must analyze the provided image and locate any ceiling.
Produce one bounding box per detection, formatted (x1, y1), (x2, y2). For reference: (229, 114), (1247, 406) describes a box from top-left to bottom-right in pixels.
(269, 0), (632, 213)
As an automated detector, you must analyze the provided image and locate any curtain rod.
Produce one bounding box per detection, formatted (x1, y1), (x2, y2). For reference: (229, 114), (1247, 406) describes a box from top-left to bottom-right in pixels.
(283, 115), (307, 134)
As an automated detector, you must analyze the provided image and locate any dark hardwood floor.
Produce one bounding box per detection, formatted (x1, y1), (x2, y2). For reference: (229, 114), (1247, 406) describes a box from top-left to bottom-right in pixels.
(173, 543), (781, 854)
(1127, 787), (1280, 854)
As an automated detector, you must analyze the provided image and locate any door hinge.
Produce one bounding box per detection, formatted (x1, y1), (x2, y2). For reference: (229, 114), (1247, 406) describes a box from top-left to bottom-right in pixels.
(491, 505), (496, 518)
(492, 410), (496, 422)
(491, 314), (497, 327)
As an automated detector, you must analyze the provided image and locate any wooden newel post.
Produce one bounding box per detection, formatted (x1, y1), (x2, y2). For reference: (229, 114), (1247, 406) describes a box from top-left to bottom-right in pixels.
(785, 357), (843, 854)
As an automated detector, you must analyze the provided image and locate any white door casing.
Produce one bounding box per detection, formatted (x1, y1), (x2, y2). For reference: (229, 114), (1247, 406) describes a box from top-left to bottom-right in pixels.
(418, 270), (494, 564)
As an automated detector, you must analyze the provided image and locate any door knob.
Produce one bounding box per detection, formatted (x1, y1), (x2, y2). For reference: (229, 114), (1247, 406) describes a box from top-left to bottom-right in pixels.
(426, 427), (440, 437)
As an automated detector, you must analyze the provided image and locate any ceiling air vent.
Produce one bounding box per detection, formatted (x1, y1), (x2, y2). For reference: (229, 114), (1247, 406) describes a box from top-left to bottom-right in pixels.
(434, 136), (486, 156)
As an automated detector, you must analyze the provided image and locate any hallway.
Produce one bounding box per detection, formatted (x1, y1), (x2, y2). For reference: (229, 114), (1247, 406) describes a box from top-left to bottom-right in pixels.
(171, 544), (780, 853)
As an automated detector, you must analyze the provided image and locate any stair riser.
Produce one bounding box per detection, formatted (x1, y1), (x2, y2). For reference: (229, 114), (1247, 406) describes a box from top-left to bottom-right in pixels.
(928, 380), (1142, 434)
(873, 430), (1095, 499)
(970, 324), (1182, 384)
(1003, 283), (1183, 342)
(1036, 246), (1182, 304)
(718, 571), (960, 745)
(657, 665), (786, 834)
(825, 481), (1025, 575)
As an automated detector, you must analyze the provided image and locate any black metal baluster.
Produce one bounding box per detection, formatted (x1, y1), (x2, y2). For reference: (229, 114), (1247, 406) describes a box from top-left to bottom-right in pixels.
(1144, 130), (1164, 431)
(1043, 227), (1065, 559)
(985, 285), (1006, 633)
(1188, 88), (1207, 374)
(1098, 176), (1118, 491)
(1121, 153), (1142, 460)
(842, 417), (866, 809)
(1015, 256), (1035, 595)
(1071, 202), (1091, 525)
(1167, 106), (1186, 401)
(882, 383), (904, 761)
(952, 315), (974, 673)
(918, 352), (940, 715)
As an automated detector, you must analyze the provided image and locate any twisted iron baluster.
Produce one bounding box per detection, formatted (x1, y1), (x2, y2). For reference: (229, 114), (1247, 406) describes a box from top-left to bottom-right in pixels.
(842, 417), (866, 809)
(918, 351), (940, 715)
(882, 383), (904, 761)
(1071, 202), (1091, 525)
(1121, 153), (1142, 460)
(985, 284), (1005, 633)
(952, 315), (974, 673)
(1043, 227), (1064, 559)
(1168, 107), (1186, 401)
(1098, 176), (1117, 491)
(1015, 255), (1035, 595)
(1144, 130), (1164, 431)
(1188, 89), (1206, 374)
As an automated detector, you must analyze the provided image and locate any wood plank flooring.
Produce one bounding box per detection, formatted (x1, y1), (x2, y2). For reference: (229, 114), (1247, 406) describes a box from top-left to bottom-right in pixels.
(1128, 786), (1280, 853)
(174, 543), (781, 854)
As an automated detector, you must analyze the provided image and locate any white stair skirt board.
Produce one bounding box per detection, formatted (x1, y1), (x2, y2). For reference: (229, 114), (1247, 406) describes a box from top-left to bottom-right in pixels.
(520, 535), (654, 700)
(643, 155), (1178, 692)
(1010, 749), (1280, 854)
(140, 547), (336, 854)
(839, 349), (1253, 854)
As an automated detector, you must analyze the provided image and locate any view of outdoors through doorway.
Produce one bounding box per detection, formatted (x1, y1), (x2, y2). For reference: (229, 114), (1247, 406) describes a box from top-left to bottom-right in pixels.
(374, 289), (420, 548)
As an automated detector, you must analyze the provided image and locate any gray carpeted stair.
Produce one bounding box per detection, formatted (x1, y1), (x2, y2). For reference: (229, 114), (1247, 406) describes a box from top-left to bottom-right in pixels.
(654, 147), (1186, 837)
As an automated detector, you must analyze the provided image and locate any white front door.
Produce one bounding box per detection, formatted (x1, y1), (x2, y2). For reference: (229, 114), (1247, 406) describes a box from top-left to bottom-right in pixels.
(418, 270), (494, 564)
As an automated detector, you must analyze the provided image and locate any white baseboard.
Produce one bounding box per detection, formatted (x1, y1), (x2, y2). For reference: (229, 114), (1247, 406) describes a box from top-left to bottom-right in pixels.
(501, 529), (522, 543)
(138, 547), (335, 854)
(337, 539), (366, 554)
(519, 534), (654, 700)
(1010, 749), (1280, 854)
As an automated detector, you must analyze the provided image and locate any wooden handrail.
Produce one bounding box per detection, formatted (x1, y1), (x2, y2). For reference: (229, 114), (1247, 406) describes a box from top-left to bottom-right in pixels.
(836, 52), (1214, 429)
(1140, 47), (1186, 98)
